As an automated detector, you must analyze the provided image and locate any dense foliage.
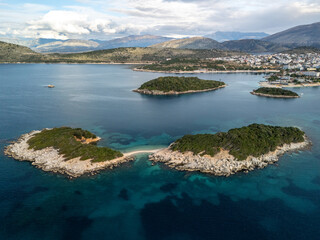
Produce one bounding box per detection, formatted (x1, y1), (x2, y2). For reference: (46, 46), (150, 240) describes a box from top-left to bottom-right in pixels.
(170, 124), (305, 160)
(28, 127), (123, 162)
(254, 87), (298, 97)
(138, 76), (225, 92)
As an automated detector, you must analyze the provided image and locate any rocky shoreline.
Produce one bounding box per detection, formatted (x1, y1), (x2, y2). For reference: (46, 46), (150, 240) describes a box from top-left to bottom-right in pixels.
(149, 136), (310, 176)
(133, 68), (280, 74)
(133, 85), (226, 95)
(250, 91), (300, 98)
(4, 131), (137, 178)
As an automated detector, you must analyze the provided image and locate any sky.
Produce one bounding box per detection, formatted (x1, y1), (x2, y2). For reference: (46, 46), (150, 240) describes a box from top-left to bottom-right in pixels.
(0, 0), (320, 40)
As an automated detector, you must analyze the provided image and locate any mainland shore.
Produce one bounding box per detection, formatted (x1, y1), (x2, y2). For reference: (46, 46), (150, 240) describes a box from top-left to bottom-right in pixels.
(259, 81), (320, 88)
(149, 137), (310, 176)
(4, 131), (162, 178)
(133, 68), (280, 74)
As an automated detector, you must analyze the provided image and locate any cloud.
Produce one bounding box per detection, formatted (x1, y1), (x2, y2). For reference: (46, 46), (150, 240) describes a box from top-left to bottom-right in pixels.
(0, 0), (320, 39)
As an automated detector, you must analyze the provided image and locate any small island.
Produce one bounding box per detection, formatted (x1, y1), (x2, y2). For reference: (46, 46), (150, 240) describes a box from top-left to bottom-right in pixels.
(4, 127), (159, 177)
(149, 124), (310, 176)
(133, 76), (226, 95)
(251, 87), (299, 98)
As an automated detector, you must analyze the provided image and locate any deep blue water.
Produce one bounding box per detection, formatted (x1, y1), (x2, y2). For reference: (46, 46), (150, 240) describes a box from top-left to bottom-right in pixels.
(0, 64), (320, 240)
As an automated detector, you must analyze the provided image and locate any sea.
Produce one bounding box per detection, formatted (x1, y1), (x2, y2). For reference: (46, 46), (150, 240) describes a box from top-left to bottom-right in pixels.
(0, 64), (319, 240)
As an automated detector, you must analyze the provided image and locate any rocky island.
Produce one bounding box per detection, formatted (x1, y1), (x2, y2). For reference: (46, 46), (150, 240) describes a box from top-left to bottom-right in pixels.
(4, 127), (158, 178)
(251, 87), (299, 98)
(133, 76), (226, 95)
(149, 124), (310, 176)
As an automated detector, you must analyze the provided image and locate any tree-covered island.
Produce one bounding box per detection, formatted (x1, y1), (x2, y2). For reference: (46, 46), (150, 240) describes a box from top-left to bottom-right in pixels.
(27, 127), (123, 162)
(133, 76), (226, 95)
(251, 87), (299, 98)
(4, 127), (133, 177)
(149, 124), (309, 176)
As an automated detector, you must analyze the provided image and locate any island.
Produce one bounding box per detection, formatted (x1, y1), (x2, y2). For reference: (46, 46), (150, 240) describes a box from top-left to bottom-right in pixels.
(149, 124), (310, 176)
(133, 76), (226, 95)
(4, 127), (160, 178)
(251, 87), (299, 98)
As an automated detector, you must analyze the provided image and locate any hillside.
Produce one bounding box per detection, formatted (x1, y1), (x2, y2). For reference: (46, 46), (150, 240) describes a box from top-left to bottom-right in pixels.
(282, 47), (320, 54)
(151, 37), (225, 50)
(221, 39), (289, 53)
(263, 22), (320, 47)
(0, 42), (240, 63)
(0, 41), (44, 62)
(98, 35), (173, 50)
(0, 35), (174, 53)
(34, 39), (100, 53)
(55, 47), (237, 63)
(205, 31), (269, 42)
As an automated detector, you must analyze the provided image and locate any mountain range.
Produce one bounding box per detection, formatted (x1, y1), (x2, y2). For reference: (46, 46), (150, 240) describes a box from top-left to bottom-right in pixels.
(0, 22), (319, 54)
(205, 31), (269, 42)
(262, 22), (320, 48)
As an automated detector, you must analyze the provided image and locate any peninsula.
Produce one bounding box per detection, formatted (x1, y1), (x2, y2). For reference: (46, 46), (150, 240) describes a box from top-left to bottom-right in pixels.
(251, 87), (299, 98)
(133, 76), (226, 95)
(134, 58), (280, 73)
(149, 124), (310, 176)
(4, 127), (160, 178)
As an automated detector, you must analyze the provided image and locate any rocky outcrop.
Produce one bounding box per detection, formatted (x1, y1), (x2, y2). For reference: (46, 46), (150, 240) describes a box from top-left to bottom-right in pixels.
(4, 131), (134, 178)
(149, 137), (310, 176)
(133, 85), (226, 95)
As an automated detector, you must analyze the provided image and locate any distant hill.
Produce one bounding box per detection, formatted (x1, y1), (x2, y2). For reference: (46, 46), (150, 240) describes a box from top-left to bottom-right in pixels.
(151, 37), (288, 53)
(0, 41), (43, 62)
(34, 39), (100, 53)
(151, 37), (225, 50)
(0, 35), (174, 53)
(263, 22), (320, 47)
(205, 31), (269, 42)
(221, 39), (289, 53)
(0, 41), (241, 63)
(98, 35), (173, 49)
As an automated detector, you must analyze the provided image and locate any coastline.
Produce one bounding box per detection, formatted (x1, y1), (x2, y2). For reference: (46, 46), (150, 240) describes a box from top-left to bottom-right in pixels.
(4, 131), (162, 178)
(0, 62), (151, 65)
(133, 68), (280, 74)
(250, 91), (299, 98)
(259, 81), (320, 88)
(133, 85), (226, 95)
(149, 136), (310, 177)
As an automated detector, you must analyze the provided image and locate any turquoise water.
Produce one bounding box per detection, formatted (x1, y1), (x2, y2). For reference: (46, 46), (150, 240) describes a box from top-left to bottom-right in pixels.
(0, 64), (319, 240)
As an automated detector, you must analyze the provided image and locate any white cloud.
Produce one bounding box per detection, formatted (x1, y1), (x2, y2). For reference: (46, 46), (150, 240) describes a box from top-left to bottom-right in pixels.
(0, 0), (320, 39)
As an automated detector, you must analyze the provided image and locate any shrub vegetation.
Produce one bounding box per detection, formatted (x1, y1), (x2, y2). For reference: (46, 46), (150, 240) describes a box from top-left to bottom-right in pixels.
(28, 127), (123, 162)
(170, 124), (305, 160)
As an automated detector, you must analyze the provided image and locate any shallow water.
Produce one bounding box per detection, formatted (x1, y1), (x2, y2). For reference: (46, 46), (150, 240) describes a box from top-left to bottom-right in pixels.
(0, 64), (319, 239)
